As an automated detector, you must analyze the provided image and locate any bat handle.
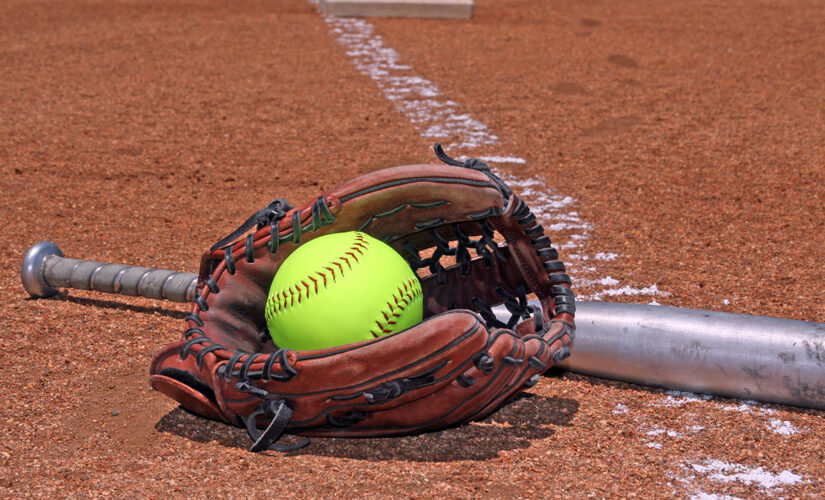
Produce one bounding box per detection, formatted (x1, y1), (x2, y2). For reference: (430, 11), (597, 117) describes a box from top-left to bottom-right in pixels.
(21, 241), (198, 303)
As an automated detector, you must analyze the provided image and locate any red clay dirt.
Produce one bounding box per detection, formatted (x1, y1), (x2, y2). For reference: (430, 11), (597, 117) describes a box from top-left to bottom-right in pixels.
(1, 0), (823, 498)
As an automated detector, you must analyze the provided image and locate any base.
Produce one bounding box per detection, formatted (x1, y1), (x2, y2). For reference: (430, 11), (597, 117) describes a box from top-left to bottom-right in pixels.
(318, 0), (473, 19)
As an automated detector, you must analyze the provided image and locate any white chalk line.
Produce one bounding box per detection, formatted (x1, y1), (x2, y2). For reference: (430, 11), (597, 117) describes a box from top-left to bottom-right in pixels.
(651, 391), (802, 437)
(614, 391), (807, 496)
(323, 16), (663, 302)
(327, 18), (498, 151)
(683, 458), (806, 491)
(321, 12), (814, 497)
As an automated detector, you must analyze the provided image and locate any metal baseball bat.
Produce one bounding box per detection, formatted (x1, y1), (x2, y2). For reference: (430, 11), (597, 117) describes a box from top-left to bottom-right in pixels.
(21, 241), (825, 411)
(22, 241), (198, 303)
(553, 301), (825, 411)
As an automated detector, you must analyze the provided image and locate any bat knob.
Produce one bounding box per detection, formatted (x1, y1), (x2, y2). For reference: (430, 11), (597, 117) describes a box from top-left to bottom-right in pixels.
(22, 241), (63, 298)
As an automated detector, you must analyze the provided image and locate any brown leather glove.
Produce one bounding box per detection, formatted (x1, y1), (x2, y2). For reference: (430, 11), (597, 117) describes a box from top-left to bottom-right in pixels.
(149, 145), (575, 452)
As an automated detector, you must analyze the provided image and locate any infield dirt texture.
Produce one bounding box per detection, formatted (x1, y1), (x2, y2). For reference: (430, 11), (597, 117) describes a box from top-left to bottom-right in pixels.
(1, 0), (824, 498)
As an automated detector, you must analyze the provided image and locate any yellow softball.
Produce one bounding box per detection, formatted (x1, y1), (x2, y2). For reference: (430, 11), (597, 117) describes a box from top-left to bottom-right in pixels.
(265, 231), (424, 351)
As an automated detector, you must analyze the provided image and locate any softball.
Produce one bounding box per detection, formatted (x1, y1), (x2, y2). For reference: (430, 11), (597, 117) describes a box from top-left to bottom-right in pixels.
(265, 231), (423, 351)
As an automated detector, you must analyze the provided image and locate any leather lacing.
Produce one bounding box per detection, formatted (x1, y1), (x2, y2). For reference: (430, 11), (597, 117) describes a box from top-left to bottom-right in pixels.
(434, 143), (513, 199)
(176, 144), (575, 453)
(179, 196), (337, 452)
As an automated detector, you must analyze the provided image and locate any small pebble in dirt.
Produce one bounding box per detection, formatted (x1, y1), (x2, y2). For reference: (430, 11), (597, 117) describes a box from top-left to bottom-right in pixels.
(111, 409), (120, 416)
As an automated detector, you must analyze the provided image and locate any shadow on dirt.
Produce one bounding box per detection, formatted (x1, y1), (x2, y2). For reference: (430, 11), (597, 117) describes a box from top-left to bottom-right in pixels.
(42, 291), (188, 320)
(155, 393), (579, 462)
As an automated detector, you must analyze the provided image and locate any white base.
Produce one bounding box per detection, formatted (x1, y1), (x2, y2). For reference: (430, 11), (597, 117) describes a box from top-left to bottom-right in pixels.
(319, 0), (473, 19)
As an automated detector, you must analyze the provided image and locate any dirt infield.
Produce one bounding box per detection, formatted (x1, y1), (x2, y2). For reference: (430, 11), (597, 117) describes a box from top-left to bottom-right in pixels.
(1, 0), (824, 497)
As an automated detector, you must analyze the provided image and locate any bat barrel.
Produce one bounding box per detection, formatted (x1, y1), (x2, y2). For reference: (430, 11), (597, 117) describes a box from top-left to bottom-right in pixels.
(22, 241), (198, 303)
(558, 301), (825, 411)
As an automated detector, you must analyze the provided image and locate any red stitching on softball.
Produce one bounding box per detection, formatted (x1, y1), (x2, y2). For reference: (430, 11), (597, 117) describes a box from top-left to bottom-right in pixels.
(268, 233), (424, 338)
(368, 277), (423, 337)
(382, 301), (401, 319)
(374, 319), (393, 334)
(301, 280), (311, 301)
(270, 233), (374, 317)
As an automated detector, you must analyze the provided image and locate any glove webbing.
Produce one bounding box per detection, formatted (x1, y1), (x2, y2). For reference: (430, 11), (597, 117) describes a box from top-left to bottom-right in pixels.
(403, 221), (506, 285)
(401, 218), (561, 330)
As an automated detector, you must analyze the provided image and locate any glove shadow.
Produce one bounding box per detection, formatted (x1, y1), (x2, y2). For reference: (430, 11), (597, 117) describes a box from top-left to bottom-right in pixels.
(154, 392), (578, 462)
(295, 393), (579, 462)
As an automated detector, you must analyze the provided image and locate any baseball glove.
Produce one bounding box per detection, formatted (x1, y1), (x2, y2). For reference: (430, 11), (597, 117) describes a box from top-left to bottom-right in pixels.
(150, 145), (575, 452)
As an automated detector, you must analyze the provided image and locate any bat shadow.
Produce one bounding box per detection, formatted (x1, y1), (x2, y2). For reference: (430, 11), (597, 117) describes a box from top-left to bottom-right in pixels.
(155, 392), (579, 462)
(40, 291), (188, 320)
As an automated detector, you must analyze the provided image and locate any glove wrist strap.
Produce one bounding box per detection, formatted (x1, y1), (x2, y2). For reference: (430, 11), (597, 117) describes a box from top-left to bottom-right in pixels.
(244, 398), (309, 453)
